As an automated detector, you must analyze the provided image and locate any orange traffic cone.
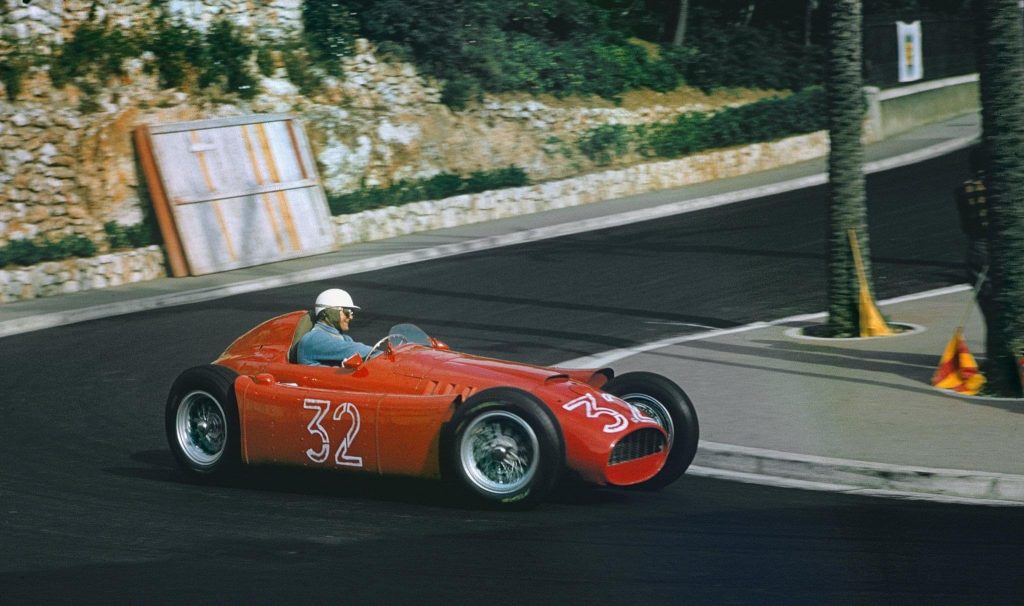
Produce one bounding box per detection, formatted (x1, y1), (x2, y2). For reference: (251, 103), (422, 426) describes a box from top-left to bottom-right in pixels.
(932, 327), (986, 395)
(848, 229), (893, 337)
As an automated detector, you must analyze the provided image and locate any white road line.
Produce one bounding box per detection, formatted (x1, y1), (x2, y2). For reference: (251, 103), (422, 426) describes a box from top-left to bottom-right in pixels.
(0, 138), (977, 340)
(557, 284), (973, 368)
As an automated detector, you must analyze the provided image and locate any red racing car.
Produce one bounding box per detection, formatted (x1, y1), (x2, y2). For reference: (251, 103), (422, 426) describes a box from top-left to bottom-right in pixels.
(166, 312), (699, 508)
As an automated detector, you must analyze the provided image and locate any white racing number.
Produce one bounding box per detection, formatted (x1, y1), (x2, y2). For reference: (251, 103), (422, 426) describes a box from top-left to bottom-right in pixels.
(331, 402), (363, 467)
(303, 399), (332, 463)
(562, 393), (630, 433)
(303, 398), (364, 467)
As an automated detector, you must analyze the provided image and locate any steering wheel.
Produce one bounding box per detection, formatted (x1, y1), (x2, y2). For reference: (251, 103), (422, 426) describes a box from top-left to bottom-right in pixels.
(365, 333), (411, 361)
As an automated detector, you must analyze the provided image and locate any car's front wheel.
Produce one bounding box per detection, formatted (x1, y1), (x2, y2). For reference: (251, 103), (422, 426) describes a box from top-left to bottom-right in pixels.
(165, 365), (241, 478)
(602, 371), (699, 490)
(442, 388), (564, 509)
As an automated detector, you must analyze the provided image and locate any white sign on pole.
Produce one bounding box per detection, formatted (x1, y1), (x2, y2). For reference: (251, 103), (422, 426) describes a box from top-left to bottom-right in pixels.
(897, 20), (923, 83)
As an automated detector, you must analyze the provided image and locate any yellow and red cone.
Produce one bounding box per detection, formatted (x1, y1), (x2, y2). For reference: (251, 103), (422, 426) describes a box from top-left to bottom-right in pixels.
(848, 229), (893, 337)
(932, 328), (986, 395)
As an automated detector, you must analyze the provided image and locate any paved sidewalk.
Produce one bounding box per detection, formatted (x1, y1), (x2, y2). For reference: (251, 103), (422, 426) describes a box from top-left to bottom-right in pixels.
(595, 286), (1024, 506)
(4, 112), (1021, 506)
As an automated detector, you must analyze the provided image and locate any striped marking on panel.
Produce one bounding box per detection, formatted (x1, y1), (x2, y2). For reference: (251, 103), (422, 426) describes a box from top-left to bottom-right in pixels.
(285, 120), (310, 179)
(240, 125), (286, 253)
(189, 130), (237, 262)
(255, 122), (301, 251)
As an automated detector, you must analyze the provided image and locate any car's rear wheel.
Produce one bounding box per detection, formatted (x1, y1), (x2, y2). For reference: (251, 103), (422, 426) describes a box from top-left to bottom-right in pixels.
(165, 365), (241, 478)
(602, 371), (699, 490)
(442, 388), (563, 509)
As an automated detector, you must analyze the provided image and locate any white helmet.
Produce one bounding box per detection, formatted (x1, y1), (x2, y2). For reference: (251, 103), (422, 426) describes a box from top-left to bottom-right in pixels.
(314, 288), (360, 316)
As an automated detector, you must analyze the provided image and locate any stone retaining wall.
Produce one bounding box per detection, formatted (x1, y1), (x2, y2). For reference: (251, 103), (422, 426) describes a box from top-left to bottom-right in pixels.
(333, 132), (829, 245)
(1, 0), (302, 42)
(1, 130), (828, 304)
(0, 244), (164, 303)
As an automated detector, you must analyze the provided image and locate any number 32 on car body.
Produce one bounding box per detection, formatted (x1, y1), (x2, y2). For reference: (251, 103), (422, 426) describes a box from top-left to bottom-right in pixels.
(303, 398), (363, 467)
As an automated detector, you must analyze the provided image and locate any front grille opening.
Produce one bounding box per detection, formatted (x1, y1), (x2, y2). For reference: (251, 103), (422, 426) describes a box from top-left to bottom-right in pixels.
(609, 429), (665, 465)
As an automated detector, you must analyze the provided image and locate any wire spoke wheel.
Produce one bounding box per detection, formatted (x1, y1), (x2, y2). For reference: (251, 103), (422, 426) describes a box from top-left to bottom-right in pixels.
(175, 390), (228, 467)
(166, 365), (240, 477)
(443, 387), (562, 508)
(621, 392), (675, 447)
(602, 372), (699, 490)
(459, 410), (540, 496)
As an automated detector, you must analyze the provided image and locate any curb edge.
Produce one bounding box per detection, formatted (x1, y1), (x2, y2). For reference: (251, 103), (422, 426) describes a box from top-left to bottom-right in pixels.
(693, 441), (1024, 506)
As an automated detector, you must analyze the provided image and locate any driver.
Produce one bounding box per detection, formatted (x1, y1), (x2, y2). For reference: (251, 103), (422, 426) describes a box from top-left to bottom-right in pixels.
(296, 288), (373, 366)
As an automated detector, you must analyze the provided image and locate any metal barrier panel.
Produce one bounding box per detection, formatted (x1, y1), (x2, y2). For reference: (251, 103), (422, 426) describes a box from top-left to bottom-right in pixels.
(137, 114), (335, 276)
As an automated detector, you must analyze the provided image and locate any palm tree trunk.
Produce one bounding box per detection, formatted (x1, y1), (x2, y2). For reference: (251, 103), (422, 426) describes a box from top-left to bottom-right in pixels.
(805, 0), (819, 47)
(825, 0), (870, 337)
(976, 0), (1024, 396)
(672, 0), (689, 47)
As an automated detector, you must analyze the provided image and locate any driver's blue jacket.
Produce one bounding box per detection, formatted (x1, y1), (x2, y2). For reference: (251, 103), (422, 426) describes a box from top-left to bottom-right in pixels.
(296, 322), (372, 366)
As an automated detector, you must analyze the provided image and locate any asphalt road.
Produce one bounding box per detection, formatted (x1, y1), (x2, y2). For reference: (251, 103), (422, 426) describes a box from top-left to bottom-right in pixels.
(3, 149), (1022, 603)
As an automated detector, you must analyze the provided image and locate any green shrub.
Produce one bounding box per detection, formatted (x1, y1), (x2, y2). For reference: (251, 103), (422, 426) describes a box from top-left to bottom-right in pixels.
(57, 234), (98, 258)
(464, 166), (529, 192)
(681, 26), (823, 92)
(143, 16), (205, 89)
(640, 112), (710, 158)
(441, 75), (481, 110)
(579, 87), (826, 164)
(0, 46), (30, 101)
(0, 234), (98, 268)
(641, 87), (825, 159)
(346, 0), (687, 106)
(302, 0), (358, 75)
(0, 222), (163, 268)
(256, 46), (276, 77)
(327, 166), (529, 215)
(49, 18), (139, 90)
(52, 14), (258, 100)
(200, 20), (258, 98)
(1, 239), (45, 267)
(104, 221), (158, 250)
(281, 47), (323, 96)
(578, 124), (633, 165)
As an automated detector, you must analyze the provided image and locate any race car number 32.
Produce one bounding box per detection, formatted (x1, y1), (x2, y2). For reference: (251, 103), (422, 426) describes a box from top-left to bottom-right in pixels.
(303, 398), (363, 467)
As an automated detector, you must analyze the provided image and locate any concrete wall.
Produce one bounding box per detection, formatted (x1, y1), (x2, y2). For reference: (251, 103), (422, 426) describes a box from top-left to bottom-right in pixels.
(864, 74), (979, 143)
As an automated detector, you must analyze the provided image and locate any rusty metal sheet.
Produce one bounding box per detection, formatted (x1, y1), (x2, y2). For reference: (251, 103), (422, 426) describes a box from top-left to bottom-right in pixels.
(137, 114), (335, 276)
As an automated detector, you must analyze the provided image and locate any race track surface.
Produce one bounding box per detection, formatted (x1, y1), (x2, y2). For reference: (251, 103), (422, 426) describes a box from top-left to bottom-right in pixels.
(3, 149), (1023, 603)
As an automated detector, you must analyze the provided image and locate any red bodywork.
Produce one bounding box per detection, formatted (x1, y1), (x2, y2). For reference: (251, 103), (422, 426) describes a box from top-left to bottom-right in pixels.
(213, 312), (669, 486)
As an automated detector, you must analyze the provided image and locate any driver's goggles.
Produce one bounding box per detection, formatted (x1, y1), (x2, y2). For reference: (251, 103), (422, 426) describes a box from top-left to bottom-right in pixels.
(329, 307), (354, 319)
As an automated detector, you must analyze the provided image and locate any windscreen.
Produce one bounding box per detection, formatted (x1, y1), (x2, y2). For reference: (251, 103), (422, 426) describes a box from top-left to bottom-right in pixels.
(388, 323), (433, 347)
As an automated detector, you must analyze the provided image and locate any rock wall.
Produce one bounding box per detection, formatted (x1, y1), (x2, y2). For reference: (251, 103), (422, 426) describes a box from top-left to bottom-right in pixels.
(0, 31), (764, 249)
(1, 0), (302, 42)
(331, 132), (829, 245)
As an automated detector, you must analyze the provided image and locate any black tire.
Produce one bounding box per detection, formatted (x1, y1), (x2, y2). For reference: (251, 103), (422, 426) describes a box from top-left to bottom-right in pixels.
(165, 364), (241, 478)
(602, 371), (699, 490)
(441, 387), (564, 509)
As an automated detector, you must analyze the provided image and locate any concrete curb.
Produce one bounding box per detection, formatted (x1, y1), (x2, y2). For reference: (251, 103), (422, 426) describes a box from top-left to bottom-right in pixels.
(692, 441), (1024, 506)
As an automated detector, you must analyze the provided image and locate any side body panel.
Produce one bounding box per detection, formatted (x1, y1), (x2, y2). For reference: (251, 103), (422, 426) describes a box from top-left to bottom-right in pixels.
(236, 375), (458, 478)
(236, 375), (382, 472)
